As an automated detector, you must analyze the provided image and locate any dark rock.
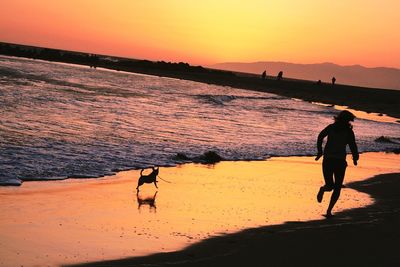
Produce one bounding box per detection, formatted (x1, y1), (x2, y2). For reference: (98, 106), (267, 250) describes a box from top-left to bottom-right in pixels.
(174, 153), (190, 161)
(199, 151), (224, 164)
(375, 136), (396, 143)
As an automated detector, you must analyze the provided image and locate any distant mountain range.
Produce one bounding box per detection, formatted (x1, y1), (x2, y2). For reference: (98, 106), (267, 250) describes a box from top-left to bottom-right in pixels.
(209, 62), (400, 90)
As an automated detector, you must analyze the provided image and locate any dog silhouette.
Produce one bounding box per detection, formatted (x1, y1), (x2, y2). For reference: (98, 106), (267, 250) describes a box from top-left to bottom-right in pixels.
(136, 167), (159, 191)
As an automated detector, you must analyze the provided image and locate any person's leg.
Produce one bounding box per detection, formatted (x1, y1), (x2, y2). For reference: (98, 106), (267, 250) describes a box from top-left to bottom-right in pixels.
(317, 158), (335, 202)
(326, 160), (347, 216)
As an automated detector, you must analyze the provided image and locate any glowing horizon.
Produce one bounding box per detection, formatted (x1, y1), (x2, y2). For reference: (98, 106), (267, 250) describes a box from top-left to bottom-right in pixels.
(1, 0), (399, 68)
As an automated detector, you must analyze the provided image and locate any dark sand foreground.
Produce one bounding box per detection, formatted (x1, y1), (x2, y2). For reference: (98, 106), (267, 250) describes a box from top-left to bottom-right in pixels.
(72, 172), (400, 267)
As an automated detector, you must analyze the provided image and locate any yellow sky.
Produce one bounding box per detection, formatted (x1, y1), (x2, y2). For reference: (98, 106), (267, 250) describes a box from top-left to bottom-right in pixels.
(1, 0), (399, 67)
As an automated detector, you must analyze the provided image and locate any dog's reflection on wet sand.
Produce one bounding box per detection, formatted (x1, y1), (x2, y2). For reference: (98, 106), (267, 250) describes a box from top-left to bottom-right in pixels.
(136, 191), (158, 213)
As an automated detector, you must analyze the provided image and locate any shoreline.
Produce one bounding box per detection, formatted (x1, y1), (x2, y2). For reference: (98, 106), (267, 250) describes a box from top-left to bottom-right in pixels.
(6, 148), (399, 187)
(71, 171), (400, 267)
(0, 53), (400, 186)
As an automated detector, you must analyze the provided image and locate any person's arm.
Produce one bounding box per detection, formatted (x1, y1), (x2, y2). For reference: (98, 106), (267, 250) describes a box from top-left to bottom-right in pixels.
(315, 126), (329, 160)
(348, 129), (359, 165)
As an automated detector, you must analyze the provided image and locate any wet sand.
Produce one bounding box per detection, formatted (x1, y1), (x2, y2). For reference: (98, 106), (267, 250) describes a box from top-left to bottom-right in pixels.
(74, 171), (400, 267)
(0, 152), (399, 267)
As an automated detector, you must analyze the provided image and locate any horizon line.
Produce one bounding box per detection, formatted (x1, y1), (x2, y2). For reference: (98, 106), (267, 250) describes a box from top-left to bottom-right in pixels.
(2, 40), (399, 70)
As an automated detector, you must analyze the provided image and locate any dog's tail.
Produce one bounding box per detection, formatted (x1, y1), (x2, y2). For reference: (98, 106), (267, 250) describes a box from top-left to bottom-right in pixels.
(140, 169), (144, 176)
(158, 176), (172, 183)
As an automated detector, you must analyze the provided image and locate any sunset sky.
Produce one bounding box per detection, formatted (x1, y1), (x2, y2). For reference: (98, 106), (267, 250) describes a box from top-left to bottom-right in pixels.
(1, 0), (399, 67)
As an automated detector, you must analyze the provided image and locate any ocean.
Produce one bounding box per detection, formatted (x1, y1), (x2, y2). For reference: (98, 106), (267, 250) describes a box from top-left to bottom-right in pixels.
(1, 55), (399, 185)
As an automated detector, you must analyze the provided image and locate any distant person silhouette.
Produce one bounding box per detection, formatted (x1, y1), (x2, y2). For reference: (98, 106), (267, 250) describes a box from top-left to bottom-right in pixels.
(315, 110), (359, 218)
(261, 70), (267, 80)
(317, 79), (322, 85)
(331, 76), (336, 85)
(277, 71), (283, 81)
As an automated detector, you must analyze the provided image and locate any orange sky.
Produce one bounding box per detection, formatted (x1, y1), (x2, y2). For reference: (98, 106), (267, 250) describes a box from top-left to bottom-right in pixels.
(1, 0), (399, 67)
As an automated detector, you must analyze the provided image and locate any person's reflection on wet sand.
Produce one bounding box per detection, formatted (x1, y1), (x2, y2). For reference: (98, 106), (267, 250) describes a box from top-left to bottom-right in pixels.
(136, 191), (158, 213)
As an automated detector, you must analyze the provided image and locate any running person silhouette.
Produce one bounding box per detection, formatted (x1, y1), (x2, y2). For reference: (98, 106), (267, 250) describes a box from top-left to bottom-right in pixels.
(315, 110), (359, 218)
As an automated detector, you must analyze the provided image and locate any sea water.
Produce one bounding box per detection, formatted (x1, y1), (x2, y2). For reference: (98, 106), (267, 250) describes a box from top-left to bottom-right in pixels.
(1, 55), (399, 185)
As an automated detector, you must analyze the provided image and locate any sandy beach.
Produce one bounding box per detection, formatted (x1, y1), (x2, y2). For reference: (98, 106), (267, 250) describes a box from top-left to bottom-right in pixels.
(72, 153), (400, 267)
(74, 171), (400, 267)
(1, 152), (399, 267)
